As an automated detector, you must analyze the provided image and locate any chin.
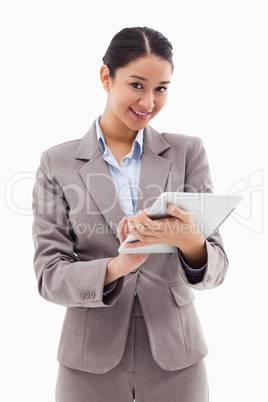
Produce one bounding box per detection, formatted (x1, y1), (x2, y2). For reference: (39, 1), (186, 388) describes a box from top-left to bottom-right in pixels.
(127, 117), (153, 131)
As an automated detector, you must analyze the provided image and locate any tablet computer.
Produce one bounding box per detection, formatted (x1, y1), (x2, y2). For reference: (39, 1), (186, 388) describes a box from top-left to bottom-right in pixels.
(118, 192), (243, 254)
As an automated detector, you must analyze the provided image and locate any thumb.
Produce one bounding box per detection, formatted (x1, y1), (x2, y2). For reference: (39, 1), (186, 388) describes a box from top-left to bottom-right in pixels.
(168, 204), (190, 221)
(117, 217), (128, 243)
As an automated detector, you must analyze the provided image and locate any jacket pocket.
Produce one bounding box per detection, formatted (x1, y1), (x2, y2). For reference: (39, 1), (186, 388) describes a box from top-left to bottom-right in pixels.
(169, 282), (195, 307)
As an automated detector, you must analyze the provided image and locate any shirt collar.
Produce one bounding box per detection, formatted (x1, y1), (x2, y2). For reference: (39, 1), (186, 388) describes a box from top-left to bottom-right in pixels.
(95, 116), (144, 159)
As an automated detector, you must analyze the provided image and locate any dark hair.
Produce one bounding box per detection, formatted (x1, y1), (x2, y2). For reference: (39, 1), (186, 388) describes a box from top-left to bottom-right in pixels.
(102, 27), (174, 78)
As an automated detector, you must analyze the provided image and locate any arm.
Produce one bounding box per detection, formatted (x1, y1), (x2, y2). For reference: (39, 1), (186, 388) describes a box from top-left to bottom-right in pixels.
(182, 136), (229, 289)
(124, 137), (229, 289)
(32, 152), (124, 309)
(179, 250), (207, 284)
(33, 151), (149, 307)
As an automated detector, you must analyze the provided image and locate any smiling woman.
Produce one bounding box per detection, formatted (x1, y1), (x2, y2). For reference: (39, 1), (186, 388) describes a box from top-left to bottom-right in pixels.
(99, 27), (174, 152)
(32, 26), (228, 402)
(100, 55), (173, 147)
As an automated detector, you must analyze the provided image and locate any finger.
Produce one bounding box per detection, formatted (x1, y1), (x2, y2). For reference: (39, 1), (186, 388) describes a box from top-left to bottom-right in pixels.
(128, 220), (159, 242)
(168, 204), (193, 223)
(142, 206), (151, 213)
(117, 217), (129, 242)
(128, 207), (151, 223)
(129, 213), (162, 236)
(135, 210), (156, 228)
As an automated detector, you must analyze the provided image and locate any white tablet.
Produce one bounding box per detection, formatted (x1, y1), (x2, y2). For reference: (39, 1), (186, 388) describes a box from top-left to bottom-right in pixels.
(118, 192), (243, 254)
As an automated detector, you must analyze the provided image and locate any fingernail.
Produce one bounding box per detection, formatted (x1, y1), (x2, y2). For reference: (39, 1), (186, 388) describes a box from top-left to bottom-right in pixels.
(170, 204), (175, 212)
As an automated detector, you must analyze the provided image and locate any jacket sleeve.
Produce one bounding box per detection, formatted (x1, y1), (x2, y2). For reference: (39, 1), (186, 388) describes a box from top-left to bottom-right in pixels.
(179, 137), (229, 290)
(32, 151), (123, 309)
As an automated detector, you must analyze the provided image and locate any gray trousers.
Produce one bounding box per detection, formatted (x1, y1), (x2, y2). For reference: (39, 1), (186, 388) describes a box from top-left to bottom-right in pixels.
(56, 297), (209, 401)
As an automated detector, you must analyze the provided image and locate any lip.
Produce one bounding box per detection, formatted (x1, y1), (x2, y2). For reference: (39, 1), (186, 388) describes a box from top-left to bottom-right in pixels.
(129, 107), (153, 120)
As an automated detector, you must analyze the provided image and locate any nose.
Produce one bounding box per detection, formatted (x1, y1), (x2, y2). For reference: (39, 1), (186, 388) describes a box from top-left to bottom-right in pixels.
(138, 91), (154, 111)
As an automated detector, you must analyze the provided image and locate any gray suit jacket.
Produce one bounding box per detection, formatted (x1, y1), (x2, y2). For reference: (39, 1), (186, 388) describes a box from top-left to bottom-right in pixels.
(32, 122), (228, 374)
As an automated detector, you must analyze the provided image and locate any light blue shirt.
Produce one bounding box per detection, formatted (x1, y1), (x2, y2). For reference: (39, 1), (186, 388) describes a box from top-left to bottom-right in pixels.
(96, 116), (143, 217)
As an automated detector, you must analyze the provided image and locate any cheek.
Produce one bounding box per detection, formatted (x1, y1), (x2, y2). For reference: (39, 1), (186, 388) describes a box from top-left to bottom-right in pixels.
(114, 88), (136, 111)
(155, 95), (168, 112)
(109, 91), (125, 114)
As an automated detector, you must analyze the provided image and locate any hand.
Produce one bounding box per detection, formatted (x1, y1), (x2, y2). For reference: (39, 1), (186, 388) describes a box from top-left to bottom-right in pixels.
(104, 217), (149, 286)
(126, 205), (207, 268)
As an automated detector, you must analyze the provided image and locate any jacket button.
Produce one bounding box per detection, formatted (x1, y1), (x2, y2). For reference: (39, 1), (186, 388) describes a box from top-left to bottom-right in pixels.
(79, 292), (85, 299)
(89, 290), (95, 298)
(84, 291), (90, 299)
(205, 275), (212, 283)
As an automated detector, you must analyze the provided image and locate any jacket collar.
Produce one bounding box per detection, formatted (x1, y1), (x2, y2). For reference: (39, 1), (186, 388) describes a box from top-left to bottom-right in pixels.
(75, 121), (170, 161)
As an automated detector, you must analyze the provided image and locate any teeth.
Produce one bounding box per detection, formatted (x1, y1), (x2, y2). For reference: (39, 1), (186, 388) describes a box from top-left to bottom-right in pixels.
(132, 109), (147, 116)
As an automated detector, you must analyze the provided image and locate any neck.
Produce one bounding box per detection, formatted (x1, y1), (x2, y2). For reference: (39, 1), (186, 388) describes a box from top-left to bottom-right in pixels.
(100, 107), (137, 145)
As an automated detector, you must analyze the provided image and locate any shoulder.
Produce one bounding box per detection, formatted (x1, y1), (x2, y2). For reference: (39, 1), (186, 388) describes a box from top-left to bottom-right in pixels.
(156, 129), (205, 160)
(39, 138), (81, 173)
(145, 125), (203, 157)
(159, 132), (208, 167)
(39, 122), (97, 172)
(44, 138), (81, 159)
(161, 131), (203, 149)
(146, 124), (202, 148)
(156, 130), (213, 191)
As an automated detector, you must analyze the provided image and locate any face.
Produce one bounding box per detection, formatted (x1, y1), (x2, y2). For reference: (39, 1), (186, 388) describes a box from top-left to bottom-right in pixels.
(101, 55), (173, 135)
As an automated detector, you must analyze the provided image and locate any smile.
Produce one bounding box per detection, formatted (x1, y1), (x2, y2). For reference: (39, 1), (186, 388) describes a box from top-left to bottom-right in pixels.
(131, 108), (149, 116)
(130, 108), (152, 120)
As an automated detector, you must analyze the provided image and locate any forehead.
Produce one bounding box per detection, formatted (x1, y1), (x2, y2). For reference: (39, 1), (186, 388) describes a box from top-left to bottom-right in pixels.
(115, 55), (173, 81)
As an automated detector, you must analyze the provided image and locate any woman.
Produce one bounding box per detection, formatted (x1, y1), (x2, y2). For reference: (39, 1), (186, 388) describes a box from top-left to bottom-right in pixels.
(32, 27), (228, 401)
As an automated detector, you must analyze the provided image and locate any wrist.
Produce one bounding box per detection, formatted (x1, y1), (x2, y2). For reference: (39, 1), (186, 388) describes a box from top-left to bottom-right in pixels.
(180, 239), (207, 269)
(105, 255), (123, 286)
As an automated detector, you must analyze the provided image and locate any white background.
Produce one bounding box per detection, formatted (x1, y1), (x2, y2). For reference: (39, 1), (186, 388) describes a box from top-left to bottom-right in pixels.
(1, 0), (267, 400)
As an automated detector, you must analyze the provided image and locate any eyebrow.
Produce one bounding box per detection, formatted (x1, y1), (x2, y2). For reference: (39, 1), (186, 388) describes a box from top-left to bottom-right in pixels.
(129, 75), (171, 85)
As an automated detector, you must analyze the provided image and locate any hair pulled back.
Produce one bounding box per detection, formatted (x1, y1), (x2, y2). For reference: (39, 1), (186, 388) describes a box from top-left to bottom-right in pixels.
(102, 27), (173, 78)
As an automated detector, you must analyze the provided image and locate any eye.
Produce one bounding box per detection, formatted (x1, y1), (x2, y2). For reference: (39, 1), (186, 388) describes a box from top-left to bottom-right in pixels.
(131, 82), (143, 89)
(155, 86), (167, 93)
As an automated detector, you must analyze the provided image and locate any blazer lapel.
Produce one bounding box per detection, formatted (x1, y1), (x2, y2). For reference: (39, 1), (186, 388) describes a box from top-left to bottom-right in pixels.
(136, 125), (172, 212)
(75, 123), (125, 237)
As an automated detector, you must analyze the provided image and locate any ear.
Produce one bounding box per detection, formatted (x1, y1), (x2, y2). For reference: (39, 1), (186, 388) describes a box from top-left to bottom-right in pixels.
(100, 65), (112, 91)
